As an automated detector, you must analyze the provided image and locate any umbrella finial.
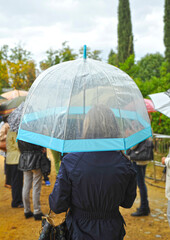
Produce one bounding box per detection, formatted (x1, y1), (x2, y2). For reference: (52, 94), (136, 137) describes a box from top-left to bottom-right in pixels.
(83, 45), (87, 59)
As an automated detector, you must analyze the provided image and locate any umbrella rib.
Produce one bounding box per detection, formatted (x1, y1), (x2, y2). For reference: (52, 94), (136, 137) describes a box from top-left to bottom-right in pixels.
(93, 62), (126, 140)
(61, 61), (82, 153)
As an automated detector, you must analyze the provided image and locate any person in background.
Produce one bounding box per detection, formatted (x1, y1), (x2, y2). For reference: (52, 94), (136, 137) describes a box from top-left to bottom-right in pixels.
(162, 149), (170, 226)
(0, 117), (10, 188)
(18, 140), (45, 220)
(50, 150), (67, 178)
(6, 129), (23, 208)
(43, 173), (51, 186)
(127, 137), (154, 217)
(49, 104), (137, 240)
(41, 150), (51, 186)
(50, 150), (61, 176)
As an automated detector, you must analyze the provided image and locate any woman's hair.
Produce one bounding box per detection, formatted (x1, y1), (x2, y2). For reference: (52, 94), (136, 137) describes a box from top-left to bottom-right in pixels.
(82, 104), (120, 139)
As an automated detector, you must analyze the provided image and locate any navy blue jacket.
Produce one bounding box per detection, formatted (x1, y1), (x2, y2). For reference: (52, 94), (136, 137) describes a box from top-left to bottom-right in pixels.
(49, 151), (136, 240)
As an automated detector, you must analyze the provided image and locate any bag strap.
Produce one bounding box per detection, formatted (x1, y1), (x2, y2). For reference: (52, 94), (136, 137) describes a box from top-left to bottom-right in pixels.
(48, 209), (52, 216)
(48, 208), (68, 222)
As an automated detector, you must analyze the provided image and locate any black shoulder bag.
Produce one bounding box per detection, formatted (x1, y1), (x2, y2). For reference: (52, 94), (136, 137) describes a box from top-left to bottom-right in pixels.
(127, 139), (154, 161)
(38, 210), (69, 240)
(40, 153), (51, 175)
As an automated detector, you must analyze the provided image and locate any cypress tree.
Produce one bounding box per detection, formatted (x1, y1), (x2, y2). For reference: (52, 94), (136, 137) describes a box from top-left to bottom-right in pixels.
(164, 0), (170, 64)
(118, 0), (134, 63)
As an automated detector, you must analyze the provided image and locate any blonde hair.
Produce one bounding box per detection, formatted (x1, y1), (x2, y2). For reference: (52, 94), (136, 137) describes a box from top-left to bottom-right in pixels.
(82, 104), (120, 139)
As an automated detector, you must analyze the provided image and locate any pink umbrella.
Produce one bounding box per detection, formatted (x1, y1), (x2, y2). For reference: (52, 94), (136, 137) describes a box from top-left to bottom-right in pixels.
(144, 98), (156, 113)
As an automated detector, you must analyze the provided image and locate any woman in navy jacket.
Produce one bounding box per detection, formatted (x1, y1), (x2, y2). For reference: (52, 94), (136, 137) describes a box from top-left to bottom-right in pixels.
(49, 105), (137, 240)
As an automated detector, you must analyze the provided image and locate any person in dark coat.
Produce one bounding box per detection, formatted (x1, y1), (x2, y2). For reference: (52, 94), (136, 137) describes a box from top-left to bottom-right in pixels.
(49, 104), (137, 240)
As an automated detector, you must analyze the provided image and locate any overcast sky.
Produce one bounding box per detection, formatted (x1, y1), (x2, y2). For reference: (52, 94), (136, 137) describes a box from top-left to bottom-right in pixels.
(0, 0), (165, 65)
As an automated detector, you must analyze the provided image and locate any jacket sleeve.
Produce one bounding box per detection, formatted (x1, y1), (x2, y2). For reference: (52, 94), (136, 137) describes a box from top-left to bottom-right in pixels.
(121, 165), (137, 208)
(49, 160), (71, 214)
(6, 131), (18, 152)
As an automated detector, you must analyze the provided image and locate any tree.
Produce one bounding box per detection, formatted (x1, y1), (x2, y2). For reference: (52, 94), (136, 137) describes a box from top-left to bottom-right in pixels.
(164, 0), (170, 65)
(107, 49), (118, 66)
(135, 53), (164, 82)
(117, 0), (134, 63)
(60, 41), (78, 62)
(8, 44), (36, 90)
(40, 42), (77, 71)
(0, 60), (9, 93)
(9, 45), (31, 63)
(40, 49), (60, 70)
(134, 59), (170, 135)
(79, 46), (102, 60)
(8, 60), (36, 90)
(0, 45), (9, 60)
(119, 54), (138, 78)
(0, 45), (10, 93)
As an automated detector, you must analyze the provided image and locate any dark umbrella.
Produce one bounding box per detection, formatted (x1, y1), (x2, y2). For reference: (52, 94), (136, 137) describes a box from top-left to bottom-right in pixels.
(0, 96), (26, 117)
(7, 102), (24, 132)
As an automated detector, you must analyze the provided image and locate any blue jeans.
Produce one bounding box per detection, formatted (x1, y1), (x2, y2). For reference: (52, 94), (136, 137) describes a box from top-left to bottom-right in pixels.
(133, 162), (149, 210)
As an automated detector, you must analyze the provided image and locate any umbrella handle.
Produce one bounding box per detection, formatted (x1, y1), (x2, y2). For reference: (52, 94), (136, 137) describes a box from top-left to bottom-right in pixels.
(83, 45), (87, 59)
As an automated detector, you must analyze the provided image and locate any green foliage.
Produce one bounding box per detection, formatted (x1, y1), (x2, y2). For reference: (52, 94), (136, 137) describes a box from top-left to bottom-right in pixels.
(108, 49), (118, 66)
(118, 0), (134, 63)
(40, 49), (60, 70)
(112, 51), (170, 135)
(9, 44), (31, 63)
(164, 0), (170, 65)
(8, 45), (36, 90)
(119, 54), (138, 78)
(0, 45), (9, 60)
(151, 112), (170, 135)
(133, 60), (170, 135)
(8, 60), (36, 90)
(0, 60), (10, 93)
(0, 44), (36, 91)
(60, 42), (78, 62)
(136, 53), (164, 82)
(40, 42), (78, 70)
(0, 45), (10, 93)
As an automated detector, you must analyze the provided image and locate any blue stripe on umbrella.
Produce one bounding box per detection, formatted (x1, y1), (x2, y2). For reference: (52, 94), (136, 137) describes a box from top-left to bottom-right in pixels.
(17, 126), (152, 153)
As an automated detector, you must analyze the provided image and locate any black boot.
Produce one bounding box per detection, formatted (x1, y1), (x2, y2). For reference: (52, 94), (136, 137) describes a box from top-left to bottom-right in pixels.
(34, 212), (44, 220)
(131, 207), (150, 217)
(25, 211), (33, 219)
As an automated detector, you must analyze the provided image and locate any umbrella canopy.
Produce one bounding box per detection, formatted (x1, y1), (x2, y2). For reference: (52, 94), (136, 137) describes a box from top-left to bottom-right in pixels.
(1, 89), (28, 100)
(0, 95), (7, 104)
(149, 89), (170, 118)
(0, 96), (26, 117)
(17, 58), (152, 153)
(7, 102), (24, 132)
(144, 99), (156, 113)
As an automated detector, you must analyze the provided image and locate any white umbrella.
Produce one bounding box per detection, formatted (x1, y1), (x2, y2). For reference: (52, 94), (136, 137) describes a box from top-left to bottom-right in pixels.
(149, 89), (170, 118)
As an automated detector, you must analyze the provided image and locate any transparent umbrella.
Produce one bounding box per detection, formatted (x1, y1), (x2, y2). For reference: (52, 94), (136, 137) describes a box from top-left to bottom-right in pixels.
(17, 51), (152, 153)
